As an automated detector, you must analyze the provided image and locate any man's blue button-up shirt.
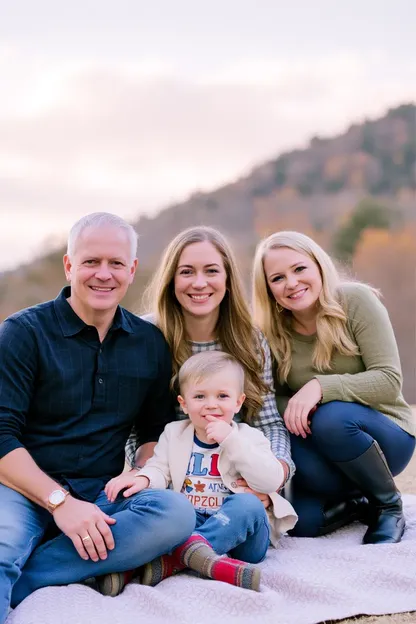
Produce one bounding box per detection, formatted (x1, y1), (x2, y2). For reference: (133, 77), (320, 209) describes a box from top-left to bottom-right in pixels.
(0, 287), (174, 501)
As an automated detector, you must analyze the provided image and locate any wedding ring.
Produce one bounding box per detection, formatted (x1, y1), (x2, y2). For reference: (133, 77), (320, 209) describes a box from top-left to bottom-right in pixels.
(82, 535), (91, 542)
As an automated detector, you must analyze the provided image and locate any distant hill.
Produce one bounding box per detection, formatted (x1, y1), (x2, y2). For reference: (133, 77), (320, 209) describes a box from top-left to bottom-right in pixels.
(1, 103), (415, 399)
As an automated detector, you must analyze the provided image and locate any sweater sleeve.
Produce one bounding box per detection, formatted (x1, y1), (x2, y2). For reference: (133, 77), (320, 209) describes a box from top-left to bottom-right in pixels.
(315, 284), (403, 405)
(220, 425), (284, 493)
(251, 332), (295, 479)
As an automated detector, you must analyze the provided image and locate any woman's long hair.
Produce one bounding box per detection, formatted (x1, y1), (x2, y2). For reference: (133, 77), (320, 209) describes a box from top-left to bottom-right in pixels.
(143, 226), (267, 421)
(252, 231), (362, 384)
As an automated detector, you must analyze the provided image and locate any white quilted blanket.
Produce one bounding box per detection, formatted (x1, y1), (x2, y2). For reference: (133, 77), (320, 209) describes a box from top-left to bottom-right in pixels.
(7, 494), (416, 624)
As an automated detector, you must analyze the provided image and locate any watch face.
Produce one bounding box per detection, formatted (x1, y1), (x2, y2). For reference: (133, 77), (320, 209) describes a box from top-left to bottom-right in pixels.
(49, 490), (66, 505)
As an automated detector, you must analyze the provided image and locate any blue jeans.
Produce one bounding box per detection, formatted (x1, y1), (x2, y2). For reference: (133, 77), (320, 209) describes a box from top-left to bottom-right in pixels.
(289, 401), (415, 537)
(1, 485), (195, 620)
(194, 493), (270, 564)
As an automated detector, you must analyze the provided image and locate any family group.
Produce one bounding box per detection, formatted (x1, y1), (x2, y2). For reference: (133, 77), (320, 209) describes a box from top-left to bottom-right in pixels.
(0, 212), (414, 623)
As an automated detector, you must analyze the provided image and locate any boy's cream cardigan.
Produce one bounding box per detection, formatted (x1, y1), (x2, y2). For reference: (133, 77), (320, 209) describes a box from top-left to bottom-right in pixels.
(139, 419), (297, 547)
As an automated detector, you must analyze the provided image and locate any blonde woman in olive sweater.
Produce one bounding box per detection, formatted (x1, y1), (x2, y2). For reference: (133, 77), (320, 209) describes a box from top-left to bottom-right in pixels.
(252, 231), (415, 544)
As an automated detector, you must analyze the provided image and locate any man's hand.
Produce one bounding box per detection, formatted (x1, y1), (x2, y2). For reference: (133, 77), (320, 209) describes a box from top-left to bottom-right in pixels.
(236, 479), (271, 509)
(53, 496), (117, 562)
(283, 379), (322, 438)
(105, 471), (150, 503)
(205, 415), (232, 444)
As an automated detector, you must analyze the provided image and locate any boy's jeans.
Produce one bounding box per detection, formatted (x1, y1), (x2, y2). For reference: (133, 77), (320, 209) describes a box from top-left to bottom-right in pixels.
(0, 484), (195, 623)
(194, 493), (270, 563)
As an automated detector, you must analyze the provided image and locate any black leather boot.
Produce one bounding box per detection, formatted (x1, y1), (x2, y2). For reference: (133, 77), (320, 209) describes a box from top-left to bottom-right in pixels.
(317, 496), (369, 536)
(335, 441), (405, 544)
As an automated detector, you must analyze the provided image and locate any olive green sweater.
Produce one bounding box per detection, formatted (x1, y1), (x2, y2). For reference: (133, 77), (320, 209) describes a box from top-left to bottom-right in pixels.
(276, 283), (415, 436)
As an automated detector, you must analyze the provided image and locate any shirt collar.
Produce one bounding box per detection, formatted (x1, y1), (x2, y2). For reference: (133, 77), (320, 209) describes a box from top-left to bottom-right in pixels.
(54, 286), (133, 337)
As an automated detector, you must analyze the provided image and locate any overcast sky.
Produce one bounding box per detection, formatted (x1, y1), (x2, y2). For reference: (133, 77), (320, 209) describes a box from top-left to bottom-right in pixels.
(1, 0), (415, 271)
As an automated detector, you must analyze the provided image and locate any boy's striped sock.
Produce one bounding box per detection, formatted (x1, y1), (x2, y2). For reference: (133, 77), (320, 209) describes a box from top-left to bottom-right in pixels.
(176, 534), (261, 591)
(142, 535), (261, 591)
(141, 552), (185, 586)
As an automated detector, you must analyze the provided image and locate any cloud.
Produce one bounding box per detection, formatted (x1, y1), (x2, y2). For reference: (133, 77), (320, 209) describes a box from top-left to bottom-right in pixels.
(0, 47), (415, 269)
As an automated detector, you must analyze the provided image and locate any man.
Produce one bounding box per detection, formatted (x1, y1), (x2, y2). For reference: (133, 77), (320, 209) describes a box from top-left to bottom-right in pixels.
(0, 212), (195, 623)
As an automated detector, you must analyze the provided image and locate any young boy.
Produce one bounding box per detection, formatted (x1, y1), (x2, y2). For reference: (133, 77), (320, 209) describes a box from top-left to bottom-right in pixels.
(102, 351), (297, 594)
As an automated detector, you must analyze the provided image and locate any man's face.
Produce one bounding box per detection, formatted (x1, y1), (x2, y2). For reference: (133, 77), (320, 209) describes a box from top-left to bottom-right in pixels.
(63, 225), (137, 316)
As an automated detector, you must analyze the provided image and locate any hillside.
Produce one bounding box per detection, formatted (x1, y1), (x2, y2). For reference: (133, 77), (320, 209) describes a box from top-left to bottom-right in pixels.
(1, 103), (415, 399)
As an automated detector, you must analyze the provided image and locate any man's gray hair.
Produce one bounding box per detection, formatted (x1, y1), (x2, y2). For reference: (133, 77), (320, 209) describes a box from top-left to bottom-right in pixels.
(67, 212), (138, 261)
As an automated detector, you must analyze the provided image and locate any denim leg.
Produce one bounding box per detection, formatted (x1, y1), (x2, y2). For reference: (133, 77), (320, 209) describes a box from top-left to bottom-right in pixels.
(287, 487), (328, 537)
(310, 401), (415, 474)
(289, 434), (358, 536)
(0, 484), (50, 623)
(289, 435), (359, 537)
(288, 402), (415, 538)
(12, 489), (195, 607)
(288, 433), (360, 538)
(290, 433), (354, 498)
(195, 494), (270, 564)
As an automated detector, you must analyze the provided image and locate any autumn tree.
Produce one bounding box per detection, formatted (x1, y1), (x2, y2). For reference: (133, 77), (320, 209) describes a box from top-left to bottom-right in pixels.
(332, 197), (399, 263)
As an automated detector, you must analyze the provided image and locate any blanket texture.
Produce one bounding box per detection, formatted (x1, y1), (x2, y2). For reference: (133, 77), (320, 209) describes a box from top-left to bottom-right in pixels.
(7, 494), (416, 624)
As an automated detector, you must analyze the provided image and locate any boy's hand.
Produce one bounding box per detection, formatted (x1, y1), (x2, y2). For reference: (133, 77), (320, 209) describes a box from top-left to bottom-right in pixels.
(205, 415), (232, 444)
(104, 471), (150, 502)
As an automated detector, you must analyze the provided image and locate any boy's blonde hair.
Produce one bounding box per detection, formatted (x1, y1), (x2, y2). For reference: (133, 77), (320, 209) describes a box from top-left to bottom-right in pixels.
(178, 351), (245, 394)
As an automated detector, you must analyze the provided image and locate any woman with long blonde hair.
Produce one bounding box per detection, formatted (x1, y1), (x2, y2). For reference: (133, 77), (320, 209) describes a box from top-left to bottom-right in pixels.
(126, 225), (294, 483)
(252, 230), (415, 543)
